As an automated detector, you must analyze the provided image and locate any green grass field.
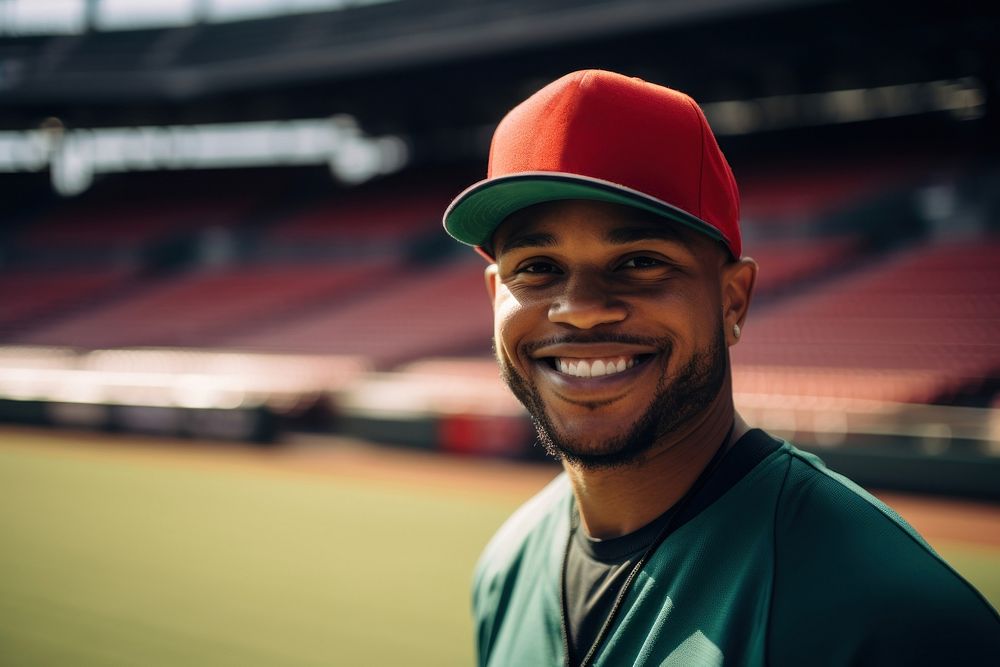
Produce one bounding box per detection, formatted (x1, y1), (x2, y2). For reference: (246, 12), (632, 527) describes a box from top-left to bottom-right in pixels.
(1, 430), (998, 666)
(0, 433), (517, 666)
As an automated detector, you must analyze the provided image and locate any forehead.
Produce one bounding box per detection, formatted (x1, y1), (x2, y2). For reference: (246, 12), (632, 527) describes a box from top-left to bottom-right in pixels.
(491, 199), (711, 257)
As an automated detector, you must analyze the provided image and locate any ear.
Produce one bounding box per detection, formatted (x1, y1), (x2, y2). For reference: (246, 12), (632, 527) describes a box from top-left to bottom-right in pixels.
(484, 264), (500, 310)
(721, 257), (757, 347)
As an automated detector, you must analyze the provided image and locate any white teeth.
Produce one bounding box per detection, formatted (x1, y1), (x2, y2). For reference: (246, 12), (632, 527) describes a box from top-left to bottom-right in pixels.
(555, 356), (638, 378)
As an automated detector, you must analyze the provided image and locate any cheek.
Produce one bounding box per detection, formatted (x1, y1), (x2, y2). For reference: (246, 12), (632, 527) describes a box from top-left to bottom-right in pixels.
(631, 294), (714, 353)
(493, 289), (533, 361)
(691, 290), (725, 335)
(676, 306), (724, 357)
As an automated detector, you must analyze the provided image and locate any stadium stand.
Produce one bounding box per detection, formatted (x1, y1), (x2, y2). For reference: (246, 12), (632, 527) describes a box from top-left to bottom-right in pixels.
(270, 198), (441, 244)
(19, 199), (248, 251)
(225, 257), (492, 366)
(261, 177), (454, 255)
(742, 236), (862, 296)
(0, 267), (133, 340)
(732, 238), (1000, 406)
(13, 259), (401, 349)
(738, 161), (926, 229)
(17, 171), (261, 251)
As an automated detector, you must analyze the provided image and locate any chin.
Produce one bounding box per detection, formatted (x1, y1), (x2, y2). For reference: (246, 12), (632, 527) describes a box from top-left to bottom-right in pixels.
(551, 431), (627, 459)
(547, 409), (644, 449)
(533, 411), (661, 470)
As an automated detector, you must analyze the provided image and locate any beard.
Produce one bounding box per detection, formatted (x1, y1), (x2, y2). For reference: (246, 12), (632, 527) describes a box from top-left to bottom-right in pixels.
(497, 327), (728, 470)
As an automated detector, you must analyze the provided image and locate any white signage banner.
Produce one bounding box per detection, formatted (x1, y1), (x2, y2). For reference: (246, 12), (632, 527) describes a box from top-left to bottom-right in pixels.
(0, 114), (409, 195)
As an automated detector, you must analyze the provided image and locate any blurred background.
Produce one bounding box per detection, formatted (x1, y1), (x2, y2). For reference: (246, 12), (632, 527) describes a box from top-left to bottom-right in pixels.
(1, 0), (998, 664)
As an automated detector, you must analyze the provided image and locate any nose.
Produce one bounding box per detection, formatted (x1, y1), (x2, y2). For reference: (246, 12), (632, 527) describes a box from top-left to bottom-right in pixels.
(548, 271), (627, 329)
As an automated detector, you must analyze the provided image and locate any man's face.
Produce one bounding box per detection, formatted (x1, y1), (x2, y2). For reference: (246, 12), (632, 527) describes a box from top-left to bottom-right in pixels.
(486, 200), (736, 469)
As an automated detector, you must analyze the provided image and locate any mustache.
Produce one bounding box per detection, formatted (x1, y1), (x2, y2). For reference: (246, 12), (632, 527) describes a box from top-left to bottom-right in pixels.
(521, 333), (670, 356)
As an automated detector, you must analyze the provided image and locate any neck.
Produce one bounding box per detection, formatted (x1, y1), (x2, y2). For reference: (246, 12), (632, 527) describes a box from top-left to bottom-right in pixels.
(564, 379), (748, 540)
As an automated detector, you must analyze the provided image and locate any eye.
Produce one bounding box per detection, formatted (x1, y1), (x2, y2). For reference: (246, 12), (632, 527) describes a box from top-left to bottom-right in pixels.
(619, 255), (664, 269)
(517, 260), (562, 275)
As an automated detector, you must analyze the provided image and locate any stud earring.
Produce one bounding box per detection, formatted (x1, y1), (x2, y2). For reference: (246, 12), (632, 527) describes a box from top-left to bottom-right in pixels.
(733, 323), (741, 339)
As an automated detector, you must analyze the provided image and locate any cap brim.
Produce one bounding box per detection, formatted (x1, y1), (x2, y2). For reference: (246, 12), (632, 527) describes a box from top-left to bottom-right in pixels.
(443, 172), (724, 255)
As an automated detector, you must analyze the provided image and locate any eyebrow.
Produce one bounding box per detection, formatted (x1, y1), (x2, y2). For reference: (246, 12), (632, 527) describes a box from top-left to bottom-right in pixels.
(497, 225), (687, 258)
(605, 225), (687, 245)
(496, 232), (557, 257)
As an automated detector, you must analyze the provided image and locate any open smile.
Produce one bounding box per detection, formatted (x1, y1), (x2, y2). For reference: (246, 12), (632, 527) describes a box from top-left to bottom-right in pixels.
(545, 354), (653, 378)
(532, 353), (659, 407)
(528, 342), (663, 402)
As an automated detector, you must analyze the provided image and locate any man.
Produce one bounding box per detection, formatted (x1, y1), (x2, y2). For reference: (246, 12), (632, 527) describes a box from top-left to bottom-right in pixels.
(443, 70), (999, 666)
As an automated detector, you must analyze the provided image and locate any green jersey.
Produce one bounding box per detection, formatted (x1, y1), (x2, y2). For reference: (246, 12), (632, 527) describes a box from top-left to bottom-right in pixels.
(473, 433), (1000, 666)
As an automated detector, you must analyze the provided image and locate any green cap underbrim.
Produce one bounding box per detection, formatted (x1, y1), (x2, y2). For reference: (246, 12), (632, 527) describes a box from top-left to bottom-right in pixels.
(443, 173), (724, 254)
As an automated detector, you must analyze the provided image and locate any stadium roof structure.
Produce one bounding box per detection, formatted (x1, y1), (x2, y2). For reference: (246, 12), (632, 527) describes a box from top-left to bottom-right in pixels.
(0, 0), (838, 103)
(0, 0), (996, 163)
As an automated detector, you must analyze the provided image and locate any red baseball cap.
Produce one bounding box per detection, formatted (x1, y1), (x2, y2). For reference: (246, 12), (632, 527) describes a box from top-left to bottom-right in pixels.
(443, 69), (741, 259)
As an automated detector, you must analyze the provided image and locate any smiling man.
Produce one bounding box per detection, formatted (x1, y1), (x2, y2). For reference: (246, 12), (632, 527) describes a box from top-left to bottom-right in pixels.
(443, 70), (999, 667)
